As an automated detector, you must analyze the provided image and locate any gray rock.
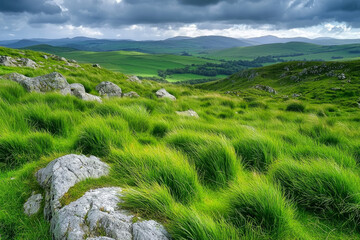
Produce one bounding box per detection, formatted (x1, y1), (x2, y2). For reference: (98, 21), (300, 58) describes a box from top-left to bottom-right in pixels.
(96, 81), (122, 98)
(254, 85), (277, 94)
(0, 56), (17, 67)
(52, 55), (68, 62)
(18, 58), (38, 68)
(2, 72), (71, 95)
(36, 154), (110, 220)
(70, 83), (101, 103)
(338, 73), (346, 80)
(93, 64), (101, 68)
(176, 109), (199, 118)
(156, 88), (176, 100)
(51, 187), (170, 240)
(127, 75), (142, 84)
(133, 220), (170, 240)
(24, 192), (43, 216)
(69, 59), (77, 63)
(87, 237), (115, 240)
(52, 187), (132, 240)
(292, 93), (301, 98)
(123, 91), (140, 98)
(43, 55), (49, 59)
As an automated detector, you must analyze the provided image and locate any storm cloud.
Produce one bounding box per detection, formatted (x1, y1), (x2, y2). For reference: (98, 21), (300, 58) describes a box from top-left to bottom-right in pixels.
(0, 0), (360, 39)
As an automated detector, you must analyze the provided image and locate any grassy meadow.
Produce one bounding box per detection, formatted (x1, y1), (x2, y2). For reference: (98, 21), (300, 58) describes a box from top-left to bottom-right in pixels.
(1, 46), (360, 239)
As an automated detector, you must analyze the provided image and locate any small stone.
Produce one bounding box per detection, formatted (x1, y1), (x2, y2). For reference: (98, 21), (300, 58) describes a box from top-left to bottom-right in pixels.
(123, 91), (140, 98)
(176, 109), (199, 118)
(127, 75), (142, 84)
(156, 88), (176, 100)
(93, 64), (101, 68)
(24, 192), (43, 216)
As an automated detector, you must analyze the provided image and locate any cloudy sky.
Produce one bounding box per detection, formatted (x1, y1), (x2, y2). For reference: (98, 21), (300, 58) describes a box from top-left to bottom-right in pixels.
(1, 0), (360, 40)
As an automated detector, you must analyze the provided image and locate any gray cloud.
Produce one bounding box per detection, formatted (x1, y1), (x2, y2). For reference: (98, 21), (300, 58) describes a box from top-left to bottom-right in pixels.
(0, 0), (61, 14)
(1, 0), (360, 39)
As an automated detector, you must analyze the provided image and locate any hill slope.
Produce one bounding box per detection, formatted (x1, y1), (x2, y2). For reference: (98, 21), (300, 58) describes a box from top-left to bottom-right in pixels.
(1, 47), (360, 240)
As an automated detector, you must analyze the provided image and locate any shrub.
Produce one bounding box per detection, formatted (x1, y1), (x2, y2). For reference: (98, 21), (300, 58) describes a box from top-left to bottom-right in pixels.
(270, 160), (360, 228)
(167, 131), (239, 188)
(233, 135), (278, 171)
(225, 178), (298, 239)
(286, 102), (305, 112)
(112, 146), (201, 204)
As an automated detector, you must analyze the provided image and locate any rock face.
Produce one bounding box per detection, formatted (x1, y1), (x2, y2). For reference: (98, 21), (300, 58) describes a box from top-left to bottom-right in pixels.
(133, 220), (170, 240)
(70, 83), (102, 103)
(24, 193), (43, 216)
(123, 91), (140, 98)
(35, 154), (171, 240)
(0, 56), (38, 68)
(96, 81), (122, 98)
(176, 109), (199, 118)
(156, 89), (176, 100)
(127, 75), (142, 84)
(52, 187), (170, 240)
(36, 154), (110, 220)
(254, 85), (277, 94)
(3, 72), (71, 95)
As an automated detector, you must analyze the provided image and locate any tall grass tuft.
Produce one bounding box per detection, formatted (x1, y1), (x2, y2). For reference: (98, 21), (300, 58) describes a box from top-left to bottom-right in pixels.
(270, 159), (360, 228)
(233, 134), (278, 171)
(112, 145), (201, 204)
(224, 177), (298, 239)
(0, 132), (54, 169)
(167, 130), (240, 188)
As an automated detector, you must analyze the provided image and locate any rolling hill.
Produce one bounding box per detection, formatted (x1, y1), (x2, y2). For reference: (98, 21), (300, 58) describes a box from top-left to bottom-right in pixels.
(203, 42), (360, 62)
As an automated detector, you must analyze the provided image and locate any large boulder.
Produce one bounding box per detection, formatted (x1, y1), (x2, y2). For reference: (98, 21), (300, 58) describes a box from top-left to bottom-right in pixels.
(176, 109), (199, 118)
(70, 83), (102, 103)
(156, 88), (176, 100)
(2, 72), (71, 95)
(0, 56), (17, 67)
(51, 187), (170, 240)
(24, 192), (43, 216)
(18, 58), (38, 68)
(36, 154), (110, 220)
(254, 85), (277, 94)
(96, 81), (122, 98)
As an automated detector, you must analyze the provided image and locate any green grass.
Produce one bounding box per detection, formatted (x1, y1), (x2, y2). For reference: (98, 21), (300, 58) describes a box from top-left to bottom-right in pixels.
(1, 46), (360, 239)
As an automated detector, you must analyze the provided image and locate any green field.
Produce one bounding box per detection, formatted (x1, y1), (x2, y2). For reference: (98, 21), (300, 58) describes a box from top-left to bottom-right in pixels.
(1, 47), (360, 239)
(25, 45), (224, 82)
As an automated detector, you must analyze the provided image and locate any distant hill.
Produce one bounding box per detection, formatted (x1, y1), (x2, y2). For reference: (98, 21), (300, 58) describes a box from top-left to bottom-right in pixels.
(3, 36), (251, 54)
(204, 42), (360, 62)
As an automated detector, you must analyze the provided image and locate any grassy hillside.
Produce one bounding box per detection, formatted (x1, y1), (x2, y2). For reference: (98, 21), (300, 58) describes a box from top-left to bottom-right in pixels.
(25, 45), (223, 82)
(204, 42), (360, 62)
(200, 60), (360, 107)
(1, 47), (360, 239)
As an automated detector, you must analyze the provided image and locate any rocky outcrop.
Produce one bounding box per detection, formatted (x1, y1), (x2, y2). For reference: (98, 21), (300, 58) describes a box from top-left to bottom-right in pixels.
(33, 154), (170, 240)
(127, 75), (142, 84)
(338, 73), (346, 80)
(0, 56), (38, 68)
(36, 154), (110, 220)
(254, 85), (277, 94)
(156, 89), (176, 100)
(123, 91), (140, 98)
(2, 72), (71, 95)
(176, 109), (199, 118)
(93, 64), (101, 68)
(70, 83), (102, 103)
(96, 81), (122, 98)
(24, 192), (43, 216)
